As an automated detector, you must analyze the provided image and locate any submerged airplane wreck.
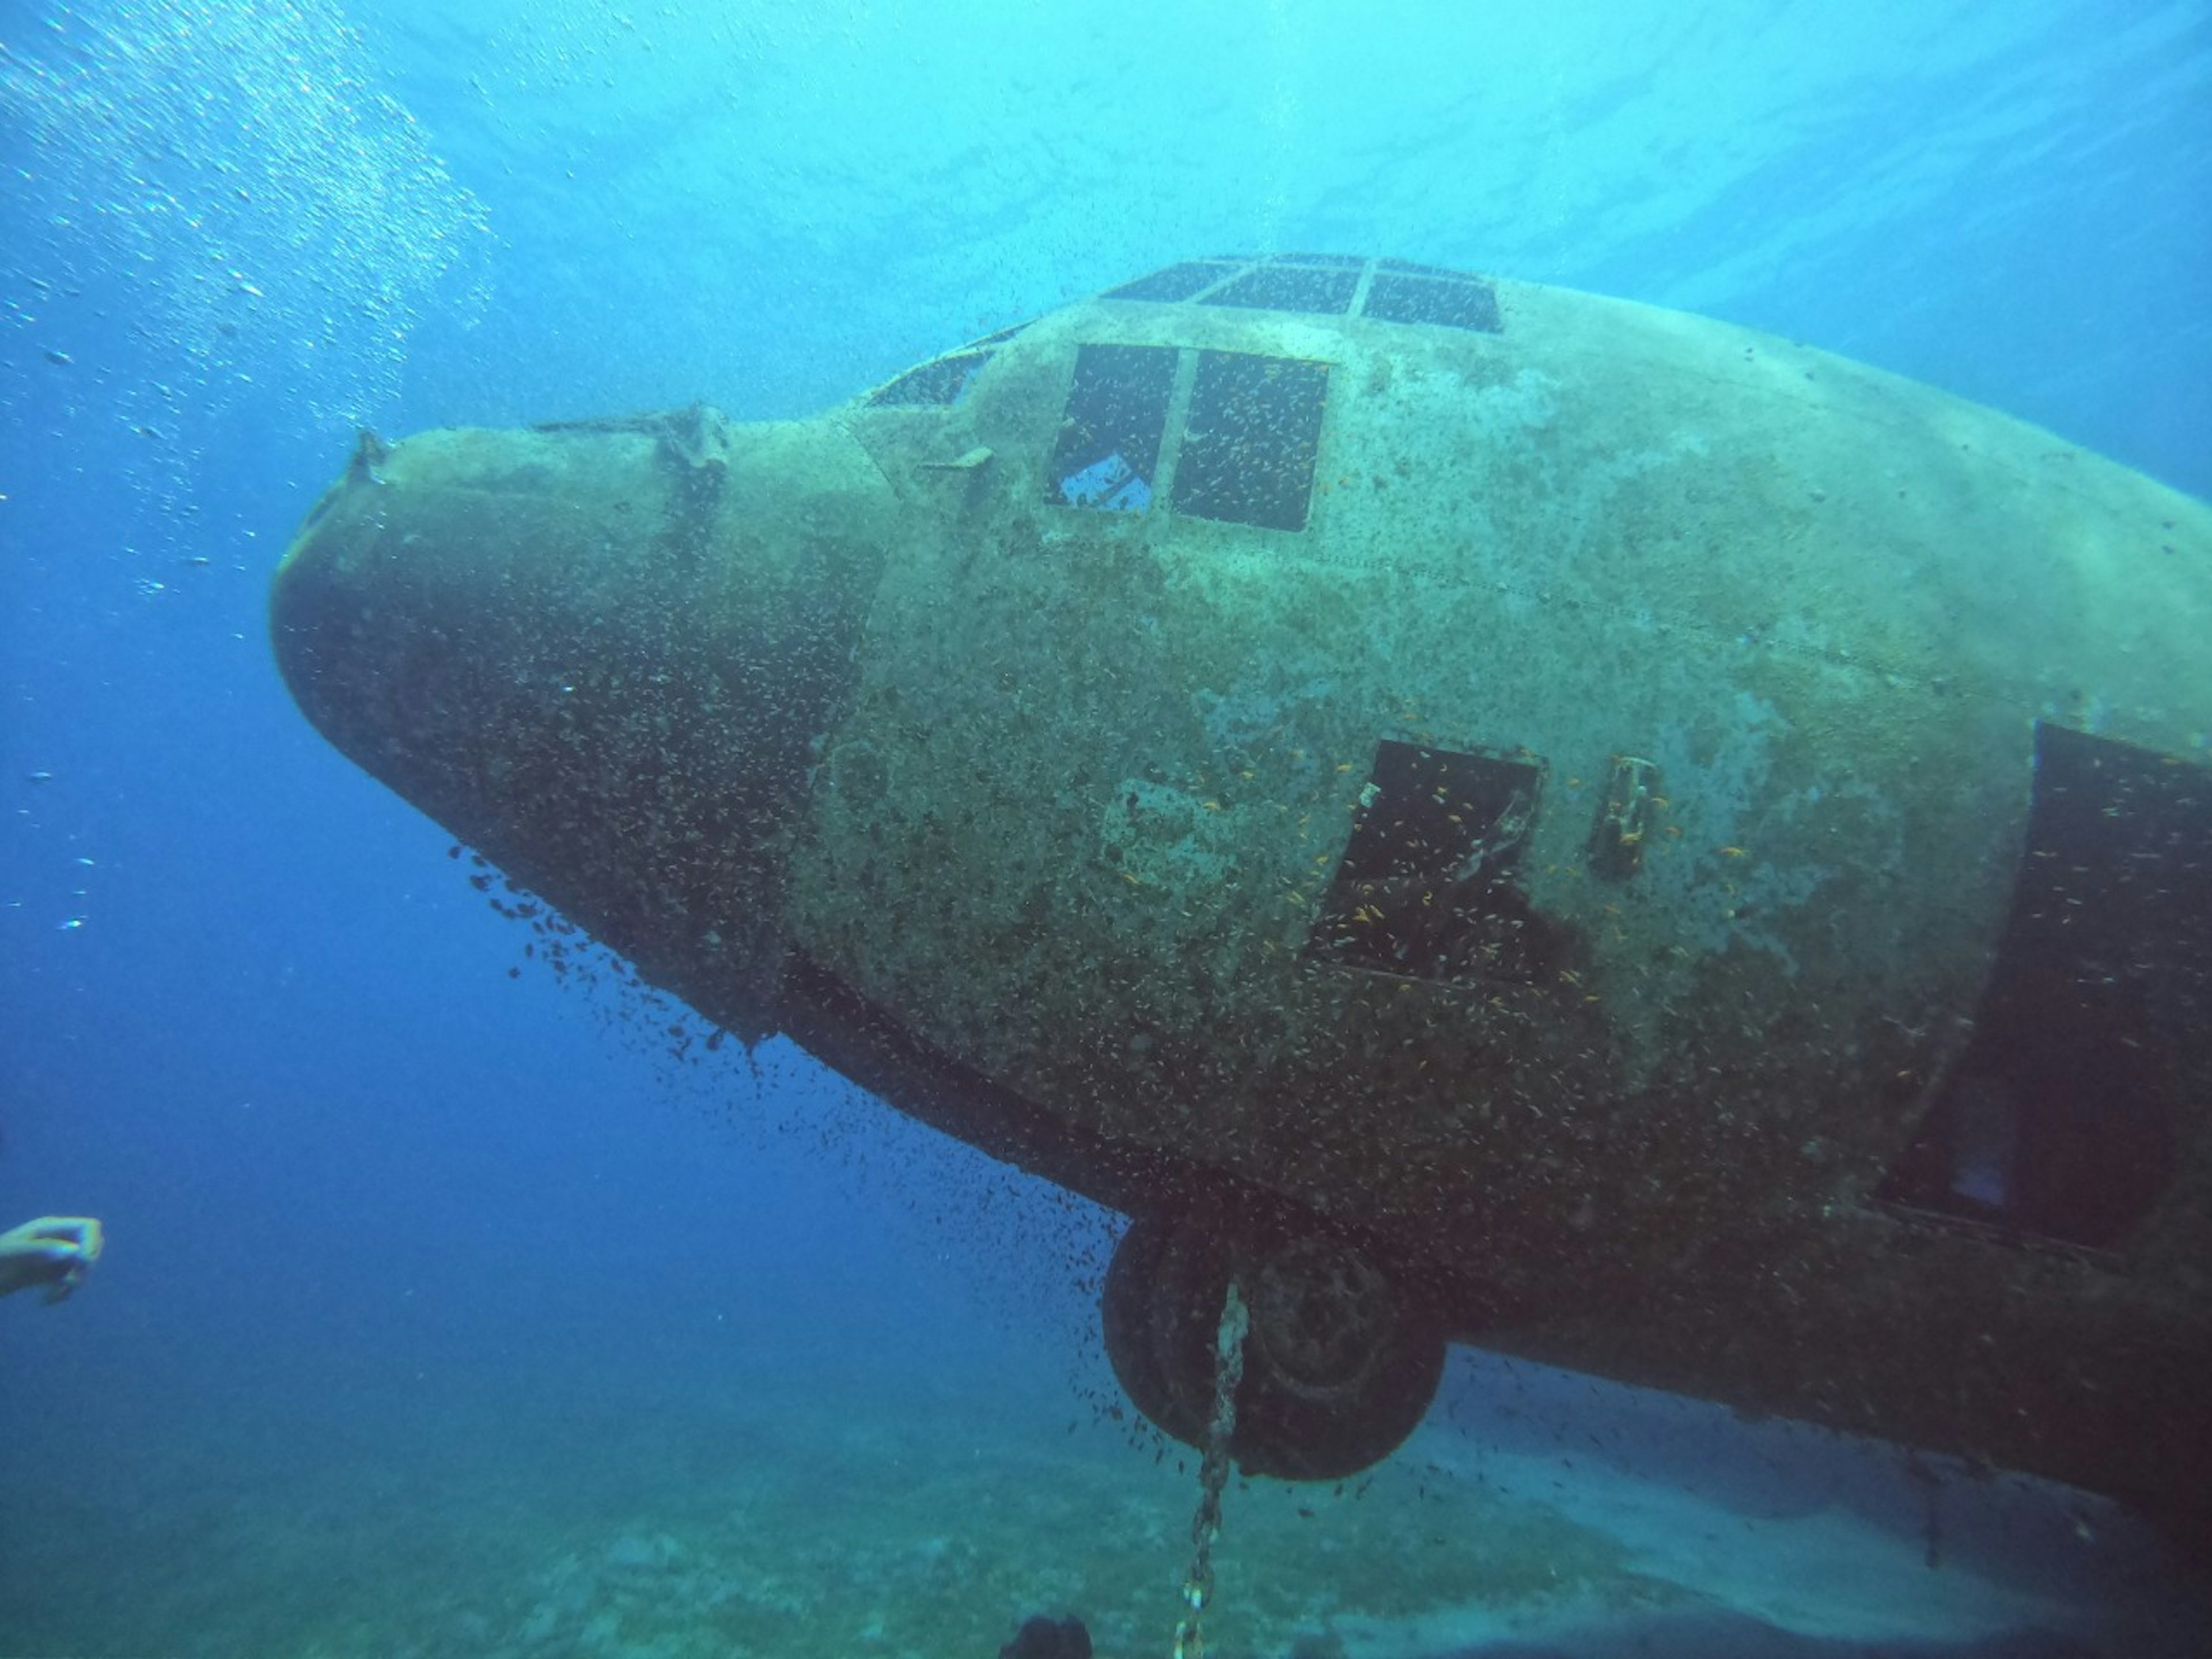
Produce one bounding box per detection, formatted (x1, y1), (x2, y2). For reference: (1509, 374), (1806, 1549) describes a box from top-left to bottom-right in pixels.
(272, 256), (2212, 1548)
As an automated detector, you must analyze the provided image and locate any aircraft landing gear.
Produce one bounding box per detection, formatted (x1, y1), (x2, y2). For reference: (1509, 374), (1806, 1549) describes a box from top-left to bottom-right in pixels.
(1100, 1211), (1444, 1481)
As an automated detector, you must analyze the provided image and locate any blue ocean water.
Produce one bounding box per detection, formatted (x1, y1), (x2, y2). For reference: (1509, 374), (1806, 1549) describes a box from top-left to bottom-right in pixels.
(2, 2), (2209, 1655)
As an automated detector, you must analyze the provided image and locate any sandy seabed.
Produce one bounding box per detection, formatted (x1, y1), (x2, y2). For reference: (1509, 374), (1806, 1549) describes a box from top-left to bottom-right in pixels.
(1, 1343), (2199, 1659)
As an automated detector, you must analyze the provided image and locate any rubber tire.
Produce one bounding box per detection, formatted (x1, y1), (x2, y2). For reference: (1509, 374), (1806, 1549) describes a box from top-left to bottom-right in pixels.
(1100, 1213), (1444, 1482)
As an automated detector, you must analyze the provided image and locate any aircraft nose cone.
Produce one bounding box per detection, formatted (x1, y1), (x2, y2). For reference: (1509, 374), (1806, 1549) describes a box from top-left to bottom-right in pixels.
(270, 410), (894, 1039)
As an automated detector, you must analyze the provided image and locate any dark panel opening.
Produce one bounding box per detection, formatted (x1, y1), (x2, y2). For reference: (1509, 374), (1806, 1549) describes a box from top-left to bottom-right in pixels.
(866, 349), (993, 407)
(1880, 724), (2212, 1249)
(1043, 343), (1178, 513)
(1104, 262), (1241, 303)
(1175, 351), (1330, 532)
(1363, 271), (1502, 334)
(1200, 264), (1361, 316)
(1308, 740), (1554, 986)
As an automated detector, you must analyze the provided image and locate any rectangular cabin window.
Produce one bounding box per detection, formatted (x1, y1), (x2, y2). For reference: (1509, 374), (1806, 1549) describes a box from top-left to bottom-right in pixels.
(866, 349), (994, 407)
(1308, 740), (1554, 986)
(1043, 343), (1178, 514)
(1174, 351), (1330, 532)
(1200, 264), (1361, 317)
(1879, 724), (2211, 1250)
(1104, 262), (1241, 303)
(1362, 271), (1502, 334)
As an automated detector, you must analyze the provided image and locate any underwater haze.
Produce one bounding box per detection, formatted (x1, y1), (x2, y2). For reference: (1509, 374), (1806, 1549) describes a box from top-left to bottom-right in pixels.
(3, 2), (2210, 1656)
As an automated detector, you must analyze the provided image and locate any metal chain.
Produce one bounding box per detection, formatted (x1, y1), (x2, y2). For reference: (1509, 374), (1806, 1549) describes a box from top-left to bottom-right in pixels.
(1171, 1275), (1248, 1659)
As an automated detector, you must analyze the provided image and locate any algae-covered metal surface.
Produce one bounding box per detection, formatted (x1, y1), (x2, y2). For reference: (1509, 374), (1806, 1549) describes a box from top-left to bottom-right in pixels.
(271, 257), (2212, 1542)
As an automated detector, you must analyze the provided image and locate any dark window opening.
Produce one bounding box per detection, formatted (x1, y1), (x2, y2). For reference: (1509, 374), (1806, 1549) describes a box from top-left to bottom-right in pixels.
(1043, 343), (1177, 513)
(1175, 351), (1330, 531)
(1308, 740), (1554, 985)
(1200, 264), (1361, 317)
(1880, 724), (2212, 1250)
(1362, 271), (1502, 334)
(867, 349), (993, 407)
(1104, 262), (1241, 303)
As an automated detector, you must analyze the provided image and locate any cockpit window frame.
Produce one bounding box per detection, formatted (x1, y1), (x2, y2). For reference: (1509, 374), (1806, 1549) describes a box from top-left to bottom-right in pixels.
(1040, 343), (1336, 535)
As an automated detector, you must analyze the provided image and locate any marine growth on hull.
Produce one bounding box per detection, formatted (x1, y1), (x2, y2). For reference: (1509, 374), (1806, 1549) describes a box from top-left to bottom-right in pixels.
(272, 255), (2212, 1553)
